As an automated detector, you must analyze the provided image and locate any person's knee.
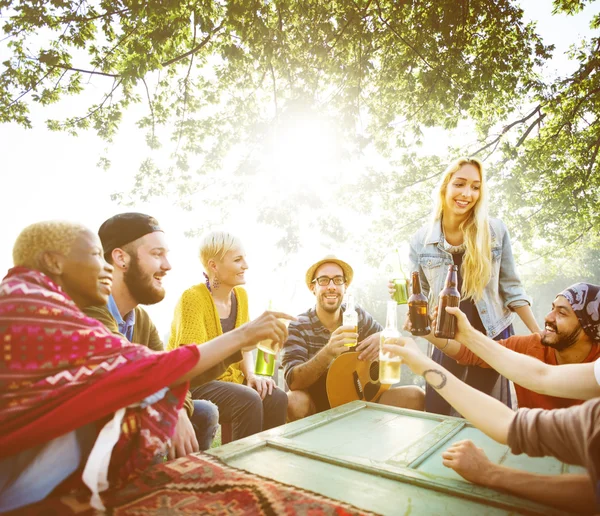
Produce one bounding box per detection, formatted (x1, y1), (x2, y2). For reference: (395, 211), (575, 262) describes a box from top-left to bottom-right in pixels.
(261, 387), (288, 428)
(379, 385), (425, 411)
(238, 384), (263, 410)
(268, 387), (288, 412)
(191, 400), (219, 450)
(193, 399), (219, 426)
(287, 390), (315, 421)
(403, 385), (425, 410)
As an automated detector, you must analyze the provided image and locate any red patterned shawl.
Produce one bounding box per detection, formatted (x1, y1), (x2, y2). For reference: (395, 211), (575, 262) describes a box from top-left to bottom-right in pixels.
(0, 267), (199, 484)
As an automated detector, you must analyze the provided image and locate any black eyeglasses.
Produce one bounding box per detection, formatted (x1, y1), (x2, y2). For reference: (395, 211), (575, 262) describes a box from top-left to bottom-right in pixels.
(312, 275), (346, 286)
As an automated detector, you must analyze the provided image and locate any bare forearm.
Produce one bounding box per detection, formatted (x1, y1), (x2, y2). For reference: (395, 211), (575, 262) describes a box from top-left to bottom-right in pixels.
(513, 304), (542, 333)
(240, 351), (254, 378)
(486, 467), (595, 514)
(415, 356), (514, 443)
(289, 348), (333, 390)
(462, 329), (546, 390)
(461, 330), (600, 399)
(174, 327), (249, 384)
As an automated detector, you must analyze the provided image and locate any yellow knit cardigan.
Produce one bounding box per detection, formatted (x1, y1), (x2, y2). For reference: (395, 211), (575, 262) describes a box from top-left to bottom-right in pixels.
(168, 283), (249, 384)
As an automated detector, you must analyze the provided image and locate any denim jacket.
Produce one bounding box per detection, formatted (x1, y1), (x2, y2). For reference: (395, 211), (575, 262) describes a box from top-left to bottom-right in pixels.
(409, 217), (531, 338)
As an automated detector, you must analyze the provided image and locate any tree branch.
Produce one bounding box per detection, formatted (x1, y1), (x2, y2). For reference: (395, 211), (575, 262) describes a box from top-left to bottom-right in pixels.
(51, 64), (120, 78)
(374, 0), (435, 71)
(174, 16), (198, 157)
(472, 134), (502, 157)
(584, 135), (600, 184)
(516, 113), (546, 147)
(518, 226), (593, 266)
(472, 104), (542, 155)
(50, 7), (133, 25)
(141, 76), (156, 142)
(396, 170), (444, 190)
(161, 23), (223, 67)
(7, 69), (53, 109)
(62, 78), (123, 126)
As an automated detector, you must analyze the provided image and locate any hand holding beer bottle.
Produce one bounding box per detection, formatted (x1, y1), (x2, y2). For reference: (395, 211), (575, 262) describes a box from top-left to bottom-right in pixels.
(342, 293), (358, 347)
(408, 271), (430, 336)
(434, 265), (461, 339)
(325, 325), (358, 359)
(431, 303), (475, 344)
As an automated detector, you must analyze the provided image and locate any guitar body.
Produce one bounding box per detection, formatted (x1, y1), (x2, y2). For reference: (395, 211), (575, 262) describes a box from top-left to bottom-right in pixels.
(326, 351), (391, 408)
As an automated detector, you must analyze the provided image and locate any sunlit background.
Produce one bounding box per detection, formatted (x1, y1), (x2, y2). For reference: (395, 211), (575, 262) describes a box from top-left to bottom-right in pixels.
(1, 1), (598, 347)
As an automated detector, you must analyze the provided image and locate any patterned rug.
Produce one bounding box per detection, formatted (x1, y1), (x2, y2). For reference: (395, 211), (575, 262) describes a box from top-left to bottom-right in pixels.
(12, 453), (377, 515)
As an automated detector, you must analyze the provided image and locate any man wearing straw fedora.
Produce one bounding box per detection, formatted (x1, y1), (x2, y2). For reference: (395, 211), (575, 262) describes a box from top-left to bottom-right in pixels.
(282, 255), (425, 420)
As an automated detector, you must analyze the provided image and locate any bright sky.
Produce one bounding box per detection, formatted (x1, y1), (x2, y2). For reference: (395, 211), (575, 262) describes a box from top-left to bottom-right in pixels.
(0, 1), (598, 337)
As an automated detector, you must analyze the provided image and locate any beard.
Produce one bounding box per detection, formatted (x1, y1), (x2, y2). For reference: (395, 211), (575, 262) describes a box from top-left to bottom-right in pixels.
(541, 323), (582, 351)
(123, 256), (166, 305)
(317, 293), (343, 313)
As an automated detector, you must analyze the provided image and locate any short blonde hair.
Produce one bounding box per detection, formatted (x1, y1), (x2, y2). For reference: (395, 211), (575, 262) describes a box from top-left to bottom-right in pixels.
(431, 158), (491, 301)
(199, 231), (243, 270)
(13, 221), (88, 270)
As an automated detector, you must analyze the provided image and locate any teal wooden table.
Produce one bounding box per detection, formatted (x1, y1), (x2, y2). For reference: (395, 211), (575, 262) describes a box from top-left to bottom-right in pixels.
(206, 401), (584, 515)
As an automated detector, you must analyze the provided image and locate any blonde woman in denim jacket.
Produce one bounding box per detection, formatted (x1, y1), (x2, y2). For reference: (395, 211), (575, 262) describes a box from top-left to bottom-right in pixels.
(409, 158), (541, 415)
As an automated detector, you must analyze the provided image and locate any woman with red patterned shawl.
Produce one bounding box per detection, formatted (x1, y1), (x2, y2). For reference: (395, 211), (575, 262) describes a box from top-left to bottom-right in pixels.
(0, 221), (292, 512)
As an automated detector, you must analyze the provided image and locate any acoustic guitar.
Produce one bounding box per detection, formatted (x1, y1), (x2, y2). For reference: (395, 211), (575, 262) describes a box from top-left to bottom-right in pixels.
(326, 351), (391, 408)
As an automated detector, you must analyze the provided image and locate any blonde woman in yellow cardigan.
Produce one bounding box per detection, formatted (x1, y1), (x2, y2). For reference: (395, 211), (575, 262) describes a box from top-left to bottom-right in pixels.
(169, 231), (288, 441)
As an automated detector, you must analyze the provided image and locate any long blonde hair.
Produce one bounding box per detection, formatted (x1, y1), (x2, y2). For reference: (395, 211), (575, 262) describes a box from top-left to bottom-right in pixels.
(432, 158), (491, 302)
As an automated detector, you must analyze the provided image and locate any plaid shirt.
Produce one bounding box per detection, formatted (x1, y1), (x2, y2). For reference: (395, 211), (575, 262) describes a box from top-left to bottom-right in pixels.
(282, 303), (383, 388)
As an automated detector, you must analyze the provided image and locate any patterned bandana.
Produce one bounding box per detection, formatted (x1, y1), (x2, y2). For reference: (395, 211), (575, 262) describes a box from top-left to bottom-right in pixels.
(559, 283), (600, 342)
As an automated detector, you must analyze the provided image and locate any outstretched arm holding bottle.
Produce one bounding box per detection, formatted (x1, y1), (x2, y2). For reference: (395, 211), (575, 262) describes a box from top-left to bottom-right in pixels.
(419, 290), (600, 401)
(383, 338), (514, 443)
(383, 336), (600, 514)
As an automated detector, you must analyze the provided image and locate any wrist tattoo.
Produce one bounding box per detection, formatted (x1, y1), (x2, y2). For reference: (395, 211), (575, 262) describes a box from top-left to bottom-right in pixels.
(423, 369), (447, 390)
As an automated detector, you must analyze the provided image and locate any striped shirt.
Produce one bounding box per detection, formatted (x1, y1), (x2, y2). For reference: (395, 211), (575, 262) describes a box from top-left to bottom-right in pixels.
(282, 303), (383, 388)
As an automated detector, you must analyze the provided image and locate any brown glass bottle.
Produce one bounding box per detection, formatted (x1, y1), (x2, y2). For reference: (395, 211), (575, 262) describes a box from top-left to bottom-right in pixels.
(434, 265), (461, 339)
(408, 272), (430, 336)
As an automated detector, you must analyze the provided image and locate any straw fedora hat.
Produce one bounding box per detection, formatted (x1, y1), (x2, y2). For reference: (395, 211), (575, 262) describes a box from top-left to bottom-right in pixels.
(305, 255), (354, 290)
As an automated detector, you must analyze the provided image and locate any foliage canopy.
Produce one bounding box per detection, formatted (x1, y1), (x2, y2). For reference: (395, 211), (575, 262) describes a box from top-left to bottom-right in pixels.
(1, 0), (598, 269)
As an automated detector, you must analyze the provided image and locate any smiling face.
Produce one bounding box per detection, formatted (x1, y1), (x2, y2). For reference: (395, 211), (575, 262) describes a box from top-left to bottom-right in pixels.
(541, 296), (583, 351)
(443, 164), (481, 219)
(59, 229), (114, 308)
(122, 231), (171, 305)
(310, 262), (346, 314)
(212, 246), (248, 288)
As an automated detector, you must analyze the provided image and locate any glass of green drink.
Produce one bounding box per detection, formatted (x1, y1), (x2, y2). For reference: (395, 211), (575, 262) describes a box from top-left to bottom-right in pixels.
(254, 348), (276, 377)
(253, 317), (290, 377)
(393, 278), (409, 305)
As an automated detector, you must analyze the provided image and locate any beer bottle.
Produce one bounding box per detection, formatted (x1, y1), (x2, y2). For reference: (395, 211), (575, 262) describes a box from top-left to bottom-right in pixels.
(343, 293), (358, 347)
(434, 265), (461, 339)
(408, 272), (430, 336)
(379, 300), (402, 384)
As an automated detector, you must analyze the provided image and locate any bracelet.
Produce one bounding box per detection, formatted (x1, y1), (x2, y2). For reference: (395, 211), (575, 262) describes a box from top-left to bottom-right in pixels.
(439, 339), (450, 351)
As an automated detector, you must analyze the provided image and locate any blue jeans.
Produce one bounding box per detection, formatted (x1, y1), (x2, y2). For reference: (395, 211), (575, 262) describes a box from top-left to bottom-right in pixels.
(191, 381), (288, 441)
(189, 399), (219, 450)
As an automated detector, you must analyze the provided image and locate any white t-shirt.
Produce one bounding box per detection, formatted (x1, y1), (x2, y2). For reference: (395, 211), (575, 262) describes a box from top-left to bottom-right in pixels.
(594, 358), (600, 385)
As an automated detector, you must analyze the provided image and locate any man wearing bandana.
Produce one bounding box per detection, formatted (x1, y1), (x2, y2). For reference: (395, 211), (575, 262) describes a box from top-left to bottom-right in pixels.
(411, 282), (600, 513)
(428, 282), (600, 410)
